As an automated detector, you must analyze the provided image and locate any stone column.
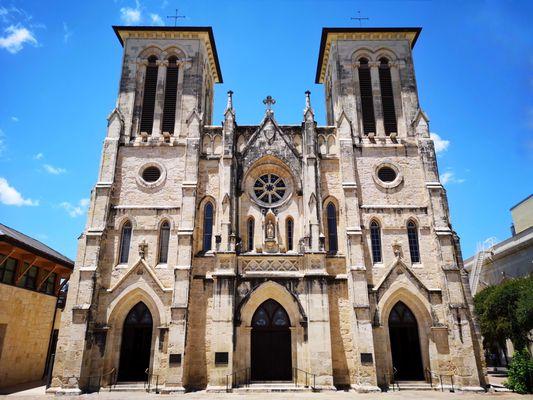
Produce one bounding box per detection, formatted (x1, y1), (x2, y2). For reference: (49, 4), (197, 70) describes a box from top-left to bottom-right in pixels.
(151, 60), (168, 138)
(369, 62), (385, 137)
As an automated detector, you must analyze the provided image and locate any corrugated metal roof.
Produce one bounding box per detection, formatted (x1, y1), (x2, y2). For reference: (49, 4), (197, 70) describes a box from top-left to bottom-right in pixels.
(0, 223), (74, 269)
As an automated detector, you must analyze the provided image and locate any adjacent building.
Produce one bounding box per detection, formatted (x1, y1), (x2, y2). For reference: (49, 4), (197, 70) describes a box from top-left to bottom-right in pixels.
(0, 224), (73, 390)
(49, 26), (487, 393)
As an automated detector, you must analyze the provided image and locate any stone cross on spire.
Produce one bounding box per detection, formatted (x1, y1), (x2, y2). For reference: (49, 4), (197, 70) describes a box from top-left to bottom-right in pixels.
(225, 90), (234, 113)
(263, 95), (276, 115)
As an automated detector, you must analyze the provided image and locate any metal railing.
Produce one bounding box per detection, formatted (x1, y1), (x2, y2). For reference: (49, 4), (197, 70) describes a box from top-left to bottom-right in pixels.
(225, 367), (250, 392)
(425, 368), (455, 392)
(144, 368), (160, 393)
(293, 367), (316, 390)
(85, 368), (116, 392)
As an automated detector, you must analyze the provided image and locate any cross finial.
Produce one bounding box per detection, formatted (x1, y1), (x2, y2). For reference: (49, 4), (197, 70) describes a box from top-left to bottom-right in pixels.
(263, 95), (276, 113)
(225, 90), (234, 113)
(350, 11), (369, 27)
(305, 90), (311, 110)
(167, 8), (185, 26)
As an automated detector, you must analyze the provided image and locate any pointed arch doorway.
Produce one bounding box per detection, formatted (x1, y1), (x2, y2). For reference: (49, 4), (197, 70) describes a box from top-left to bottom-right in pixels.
(388, 301), (424, 380)
(251, 299), (292, 381)
(118, 302), (153, 381)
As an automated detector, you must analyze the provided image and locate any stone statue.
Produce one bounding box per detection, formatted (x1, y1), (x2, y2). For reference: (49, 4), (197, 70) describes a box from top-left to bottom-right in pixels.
(266, 220), (275, 239)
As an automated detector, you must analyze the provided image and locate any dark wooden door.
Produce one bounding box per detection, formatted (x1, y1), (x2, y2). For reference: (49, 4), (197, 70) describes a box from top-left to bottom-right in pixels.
(118, 302), (153, 381)
(388, 301), (424, 380)
(250, 299), (292, 381)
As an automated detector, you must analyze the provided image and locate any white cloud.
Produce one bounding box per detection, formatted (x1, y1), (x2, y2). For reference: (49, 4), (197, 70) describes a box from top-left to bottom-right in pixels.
(63, 22), (72, 43)
(150, 13), (163, 26)
(0, 177), (38, 206)
(430, 132), (450, 154)
(440, 171), (465, 185)
(120, 1), (142, 25)
(60, 198), (89, 218)
(11, 116), (18, 122)
(0, 25), (38, 53)
(33, 152), (44, 160)
(43, 164), (66, 175)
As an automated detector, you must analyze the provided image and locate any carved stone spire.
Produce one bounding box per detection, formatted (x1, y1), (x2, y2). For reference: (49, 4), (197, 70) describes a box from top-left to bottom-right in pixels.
(224, 90), (234, 115)
(304, 90), (314, 120)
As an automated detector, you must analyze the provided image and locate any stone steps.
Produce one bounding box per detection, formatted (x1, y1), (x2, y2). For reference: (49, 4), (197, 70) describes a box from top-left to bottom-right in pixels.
(389, 381), (435, 391)
(232, 382), (314, 393)
(109, 382), (149, 392)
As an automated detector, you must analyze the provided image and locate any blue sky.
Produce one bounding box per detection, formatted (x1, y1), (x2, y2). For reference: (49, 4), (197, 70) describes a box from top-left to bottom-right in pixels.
(0, 0), (531, 260)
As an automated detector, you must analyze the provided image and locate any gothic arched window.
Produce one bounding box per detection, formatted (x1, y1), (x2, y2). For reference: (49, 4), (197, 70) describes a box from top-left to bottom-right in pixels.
(158, 221), (170, 264)
(407, 220), (421, 263)
(358, 58), (376, 135)
(286, 218), (294, 251)
(370, 220), (382, 263)
(326, 203), (338, 254)
(378, 57), (397, 135)
(139, 55), (158, 134)
(162, 56), (179, 134)
(247, 217), (255, 252)
(202, 202), (214, 252)
(252, 299), (290, 329)
(119, 221), (132, 264)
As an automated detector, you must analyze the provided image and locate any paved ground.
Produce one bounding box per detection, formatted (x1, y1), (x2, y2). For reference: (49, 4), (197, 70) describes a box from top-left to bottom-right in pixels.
(2, 388), (531, 400)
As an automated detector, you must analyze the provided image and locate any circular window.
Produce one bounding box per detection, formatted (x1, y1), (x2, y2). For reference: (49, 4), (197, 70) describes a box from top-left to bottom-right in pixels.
(142, 166), (161, 183)
(377, 166), (397, 182)
(253, 174), (286, 205)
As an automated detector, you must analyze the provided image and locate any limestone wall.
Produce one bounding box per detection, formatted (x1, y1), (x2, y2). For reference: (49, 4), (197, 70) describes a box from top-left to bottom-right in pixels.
(0, 285), (56, 388)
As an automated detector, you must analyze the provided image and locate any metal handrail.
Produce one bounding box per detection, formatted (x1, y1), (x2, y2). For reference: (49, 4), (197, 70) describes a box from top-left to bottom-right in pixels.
(226, 367), (250, 392)
(425, 368), (454, 392)
(85, 368), (116, 392)
(391, 367), (400, 391)
(144, 368), (160, 393)
(293, 367), (316, 390)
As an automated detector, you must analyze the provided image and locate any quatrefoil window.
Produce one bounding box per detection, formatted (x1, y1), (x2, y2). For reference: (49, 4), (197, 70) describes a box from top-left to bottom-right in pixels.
(253, 174), (286, 205)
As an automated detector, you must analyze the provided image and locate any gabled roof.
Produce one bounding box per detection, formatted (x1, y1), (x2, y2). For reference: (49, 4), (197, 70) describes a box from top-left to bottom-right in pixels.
(112, 25), (223, 83)
(0, 223), (74, 269)
(315, 27), (422, 84)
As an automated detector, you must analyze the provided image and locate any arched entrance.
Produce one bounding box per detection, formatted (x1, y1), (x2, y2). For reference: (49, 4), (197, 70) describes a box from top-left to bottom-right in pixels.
(118, 302), (153, 381)
(251, 299), (292, 381)
(388, 301), (424, 380)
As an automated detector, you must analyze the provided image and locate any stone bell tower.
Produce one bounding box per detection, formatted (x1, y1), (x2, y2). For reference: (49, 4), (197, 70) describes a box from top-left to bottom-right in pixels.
(316, 27), (486, 389)
(49, 26), (223, 394)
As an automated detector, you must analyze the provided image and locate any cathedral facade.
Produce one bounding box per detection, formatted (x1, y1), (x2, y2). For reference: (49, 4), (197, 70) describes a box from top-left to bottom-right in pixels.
(50, 26), (487, 393)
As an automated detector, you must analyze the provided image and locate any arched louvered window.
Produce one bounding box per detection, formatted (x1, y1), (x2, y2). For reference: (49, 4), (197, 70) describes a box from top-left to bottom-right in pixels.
(140, 56), (158, 134)
(162, 56), (179, 134)
(407, 220), (421, 263)
(119, 221), (132, 264)
(286, 218), (294, 251)
(358, 58), (376, 135)
(327, 203), (338, 254)
(370, 220), (382, 263)
(158, 221), (170, 264)
(202, 202), (214, 252)
(378, 58), (397, 135)
(247, 217), (255, 252)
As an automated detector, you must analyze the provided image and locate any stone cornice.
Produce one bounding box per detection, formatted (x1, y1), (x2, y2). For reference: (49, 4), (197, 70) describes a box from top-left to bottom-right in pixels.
(315, 27), (421, 84)
(113, 26), (223, 83)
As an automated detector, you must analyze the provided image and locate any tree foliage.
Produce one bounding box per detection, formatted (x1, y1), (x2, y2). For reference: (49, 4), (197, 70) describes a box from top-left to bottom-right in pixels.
(505, 348), (533, 394)
(473, 275), (533, 351)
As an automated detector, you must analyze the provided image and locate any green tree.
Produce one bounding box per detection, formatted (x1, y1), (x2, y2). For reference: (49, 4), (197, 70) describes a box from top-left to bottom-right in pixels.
(474, 275), (533, 351)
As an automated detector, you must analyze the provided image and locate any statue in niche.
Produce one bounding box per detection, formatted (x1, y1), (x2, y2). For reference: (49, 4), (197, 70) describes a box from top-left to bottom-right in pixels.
(266, 220), (275, 239)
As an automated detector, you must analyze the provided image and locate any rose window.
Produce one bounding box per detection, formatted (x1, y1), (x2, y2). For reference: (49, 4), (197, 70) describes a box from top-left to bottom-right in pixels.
(253, 174), (286, 205)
